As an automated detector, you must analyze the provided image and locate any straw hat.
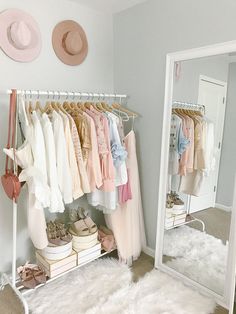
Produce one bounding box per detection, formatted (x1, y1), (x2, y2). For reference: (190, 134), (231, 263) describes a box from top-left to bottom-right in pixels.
(52, 20), (88, 66)
(0, 9), (41, 62)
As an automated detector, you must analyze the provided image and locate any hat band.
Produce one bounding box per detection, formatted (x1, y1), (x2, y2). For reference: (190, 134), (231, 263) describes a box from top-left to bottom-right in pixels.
(62, 32), (74, 56)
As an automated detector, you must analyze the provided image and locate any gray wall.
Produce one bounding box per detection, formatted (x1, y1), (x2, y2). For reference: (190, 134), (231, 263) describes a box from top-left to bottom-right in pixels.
(113, 0), (236, 250)
(173, 56), (229, 103)
(217, 63), (236, 207)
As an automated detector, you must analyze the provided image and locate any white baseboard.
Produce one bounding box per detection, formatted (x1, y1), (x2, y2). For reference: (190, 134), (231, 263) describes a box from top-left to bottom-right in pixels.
(142, 246), (155, 258)
(215, 203), (232, 212)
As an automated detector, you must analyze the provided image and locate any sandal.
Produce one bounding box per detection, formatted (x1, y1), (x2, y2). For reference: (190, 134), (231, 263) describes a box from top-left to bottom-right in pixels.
(98, 226), (116, 252)
(17, 263), (37, 289)
(55, 221), (72, 243)
(32, 266), (46, 285)
(46, 221), (63, 246)
(77, 207), (97, 234)
(69, 219), (90, 236)
(69, 208), (79, 223)
(83, 216), (97, 234)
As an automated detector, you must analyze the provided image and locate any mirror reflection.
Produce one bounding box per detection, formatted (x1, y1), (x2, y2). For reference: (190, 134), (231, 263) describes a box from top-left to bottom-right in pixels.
(163, 54), (236, 296)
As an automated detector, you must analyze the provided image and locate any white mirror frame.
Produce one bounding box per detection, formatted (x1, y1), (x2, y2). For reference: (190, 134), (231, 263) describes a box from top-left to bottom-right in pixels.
(155, 40), (236, 310)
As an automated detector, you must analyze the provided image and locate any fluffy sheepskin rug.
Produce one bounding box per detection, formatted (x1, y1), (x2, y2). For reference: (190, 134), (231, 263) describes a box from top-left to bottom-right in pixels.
(25, 258), (132, 314)
(87, 269), (215, 314)
(163, 225), (228, 295)
(25, 258), (215, 314)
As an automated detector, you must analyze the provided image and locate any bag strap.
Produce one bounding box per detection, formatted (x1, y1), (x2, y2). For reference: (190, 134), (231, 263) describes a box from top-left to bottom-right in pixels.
(5, 89), (17, 174)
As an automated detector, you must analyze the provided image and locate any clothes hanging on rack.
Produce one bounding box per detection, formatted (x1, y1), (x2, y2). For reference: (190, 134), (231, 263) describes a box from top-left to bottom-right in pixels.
(169, 103), (215, 196)
(6, 93), (145, 251)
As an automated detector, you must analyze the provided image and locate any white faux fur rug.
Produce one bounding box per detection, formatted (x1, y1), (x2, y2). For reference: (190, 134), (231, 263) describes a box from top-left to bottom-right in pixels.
(25, 258), (215, 314)
(163, 225), (228, 295)
(25, 259), (131, 314)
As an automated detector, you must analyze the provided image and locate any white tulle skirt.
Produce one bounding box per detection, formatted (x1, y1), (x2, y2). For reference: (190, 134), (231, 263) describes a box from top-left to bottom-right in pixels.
(105, 130), (146, 265)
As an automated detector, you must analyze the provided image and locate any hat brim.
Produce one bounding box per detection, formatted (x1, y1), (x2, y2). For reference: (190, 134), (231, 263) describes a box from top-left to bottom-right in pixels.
(0, 9), (41, 62)
(52, 20), (88, 66)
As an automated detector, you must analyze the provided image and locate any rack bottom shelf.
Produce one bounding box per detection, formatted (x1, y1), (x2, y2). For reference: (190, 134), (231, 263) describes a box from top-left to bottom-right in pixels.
(17, 249), (117, 296)
(165, 214), (205, 232)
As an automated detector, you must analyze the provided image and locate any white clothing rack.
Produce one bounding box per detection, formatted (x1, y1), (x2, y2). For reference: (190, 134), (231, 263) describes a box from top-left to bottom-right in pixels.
(173, 101), (205, 114)
(1, 88), (127, 288)
(3, 89), (128, 100)
(170, 101), (206, 232)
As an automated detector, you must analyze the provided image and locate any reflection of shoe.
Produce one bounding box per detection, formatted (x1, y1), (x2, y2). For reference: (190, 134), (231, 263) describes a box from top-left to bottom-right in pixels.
(166, 194), (174, 209)
(171, 192), (184, 210)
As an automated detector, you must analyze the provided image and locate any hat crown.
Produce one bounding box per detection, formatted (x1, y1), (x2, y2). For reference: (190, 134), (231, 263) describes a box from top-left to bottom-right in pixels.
(10, 20), (31, 49)
(64, 30), (83, 55)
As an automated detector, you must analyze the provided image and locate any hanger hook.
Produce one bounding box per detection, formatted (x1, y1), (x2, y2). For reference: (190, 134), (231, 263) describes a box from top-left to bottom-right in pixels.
(57, 91), (60, 100)
(30, 90), (32, 100)
(66, 91), (69, 100)
(47, 91), (50, 99)
(37, 90), (40, 99)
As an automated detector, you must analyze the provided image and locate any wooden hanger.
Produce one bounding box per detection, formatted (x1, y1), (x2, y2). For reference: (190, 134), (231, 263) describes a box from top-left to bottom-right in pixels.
(84, 102), (92, 110)
(44, 101), (53, 114)
(57, 102), (69, 115)
(63, 101), (72, 112)
(28, 101), (34, 114)
(102, 102), (113, 112)
(95, 102), (105, 112)
(70, 102), (84, 114)
(35, 101), (43, 113)
(112, 103), (138, 117)
(77, 102), (86, 111)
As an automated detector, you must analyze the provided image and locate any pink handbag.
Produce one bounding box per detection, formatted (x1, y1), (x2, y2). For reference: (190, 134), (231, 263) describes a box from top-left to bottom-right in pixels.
(1, 90), (21, 202)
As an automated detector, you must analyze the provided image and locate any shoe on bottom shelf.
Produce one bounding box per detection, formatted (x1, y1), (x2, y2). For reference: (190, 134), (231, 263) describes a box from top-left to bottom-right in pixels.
(17, 263), (46, 289)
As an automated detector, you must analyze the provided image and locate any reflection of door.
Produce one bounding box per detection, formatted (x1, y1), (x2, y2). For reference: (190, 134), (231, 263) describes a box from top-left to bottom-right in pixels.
(190, 75), (227, 213)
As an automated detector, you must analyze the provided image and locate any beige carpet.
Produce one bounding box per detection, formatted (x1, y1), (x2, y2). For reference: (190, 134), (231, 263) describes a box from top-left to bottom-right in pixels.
(0, 284), (25, 314)
(192, 207), (231, 243)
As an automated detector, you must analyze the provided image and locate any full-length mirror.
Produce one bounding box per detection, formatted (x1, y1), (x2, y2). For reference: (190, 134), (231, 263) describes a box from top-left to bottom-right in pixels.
(156, 46), (236, 307)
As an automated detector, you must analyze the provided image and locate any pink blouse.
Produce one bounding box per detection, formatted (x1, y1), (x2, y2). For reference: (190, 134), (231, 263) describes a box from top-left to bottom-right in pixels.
(86, 107), (115, 192)
(83, 112), (103, 191)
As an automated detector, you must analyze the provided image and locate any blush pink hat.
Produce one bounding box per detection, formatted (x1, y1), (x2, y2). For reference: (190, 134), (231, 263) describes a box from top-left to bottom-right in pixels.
(0, 9), (41, 62)
(52, 20), (88, 66)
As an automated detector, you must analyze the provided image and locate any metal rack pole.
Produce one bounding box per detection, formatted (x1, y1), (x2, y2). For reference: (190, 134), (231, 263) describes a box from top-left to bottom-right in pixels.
(2, 89), (128, 99)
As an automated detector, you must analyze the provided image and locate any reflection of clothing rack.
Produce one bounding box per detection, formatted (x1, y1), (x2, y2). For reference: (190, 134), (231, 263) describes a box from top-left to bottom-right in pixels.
(173, 101), (205, 115)
(171, 101), (206, 232)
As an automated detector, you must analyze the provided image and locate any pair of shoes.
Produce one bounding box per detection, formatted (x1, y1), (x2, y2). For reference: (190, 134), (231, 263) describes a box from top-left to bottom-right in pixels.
(166, 194), (174, 209)
(69, 207), (97, 237)
(166, 192), (185, 210)
(46, 221), (72, 246)
(171, 191), (184, 209)
(98, 226), (116, 252)
(17, 262), (46, 289)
